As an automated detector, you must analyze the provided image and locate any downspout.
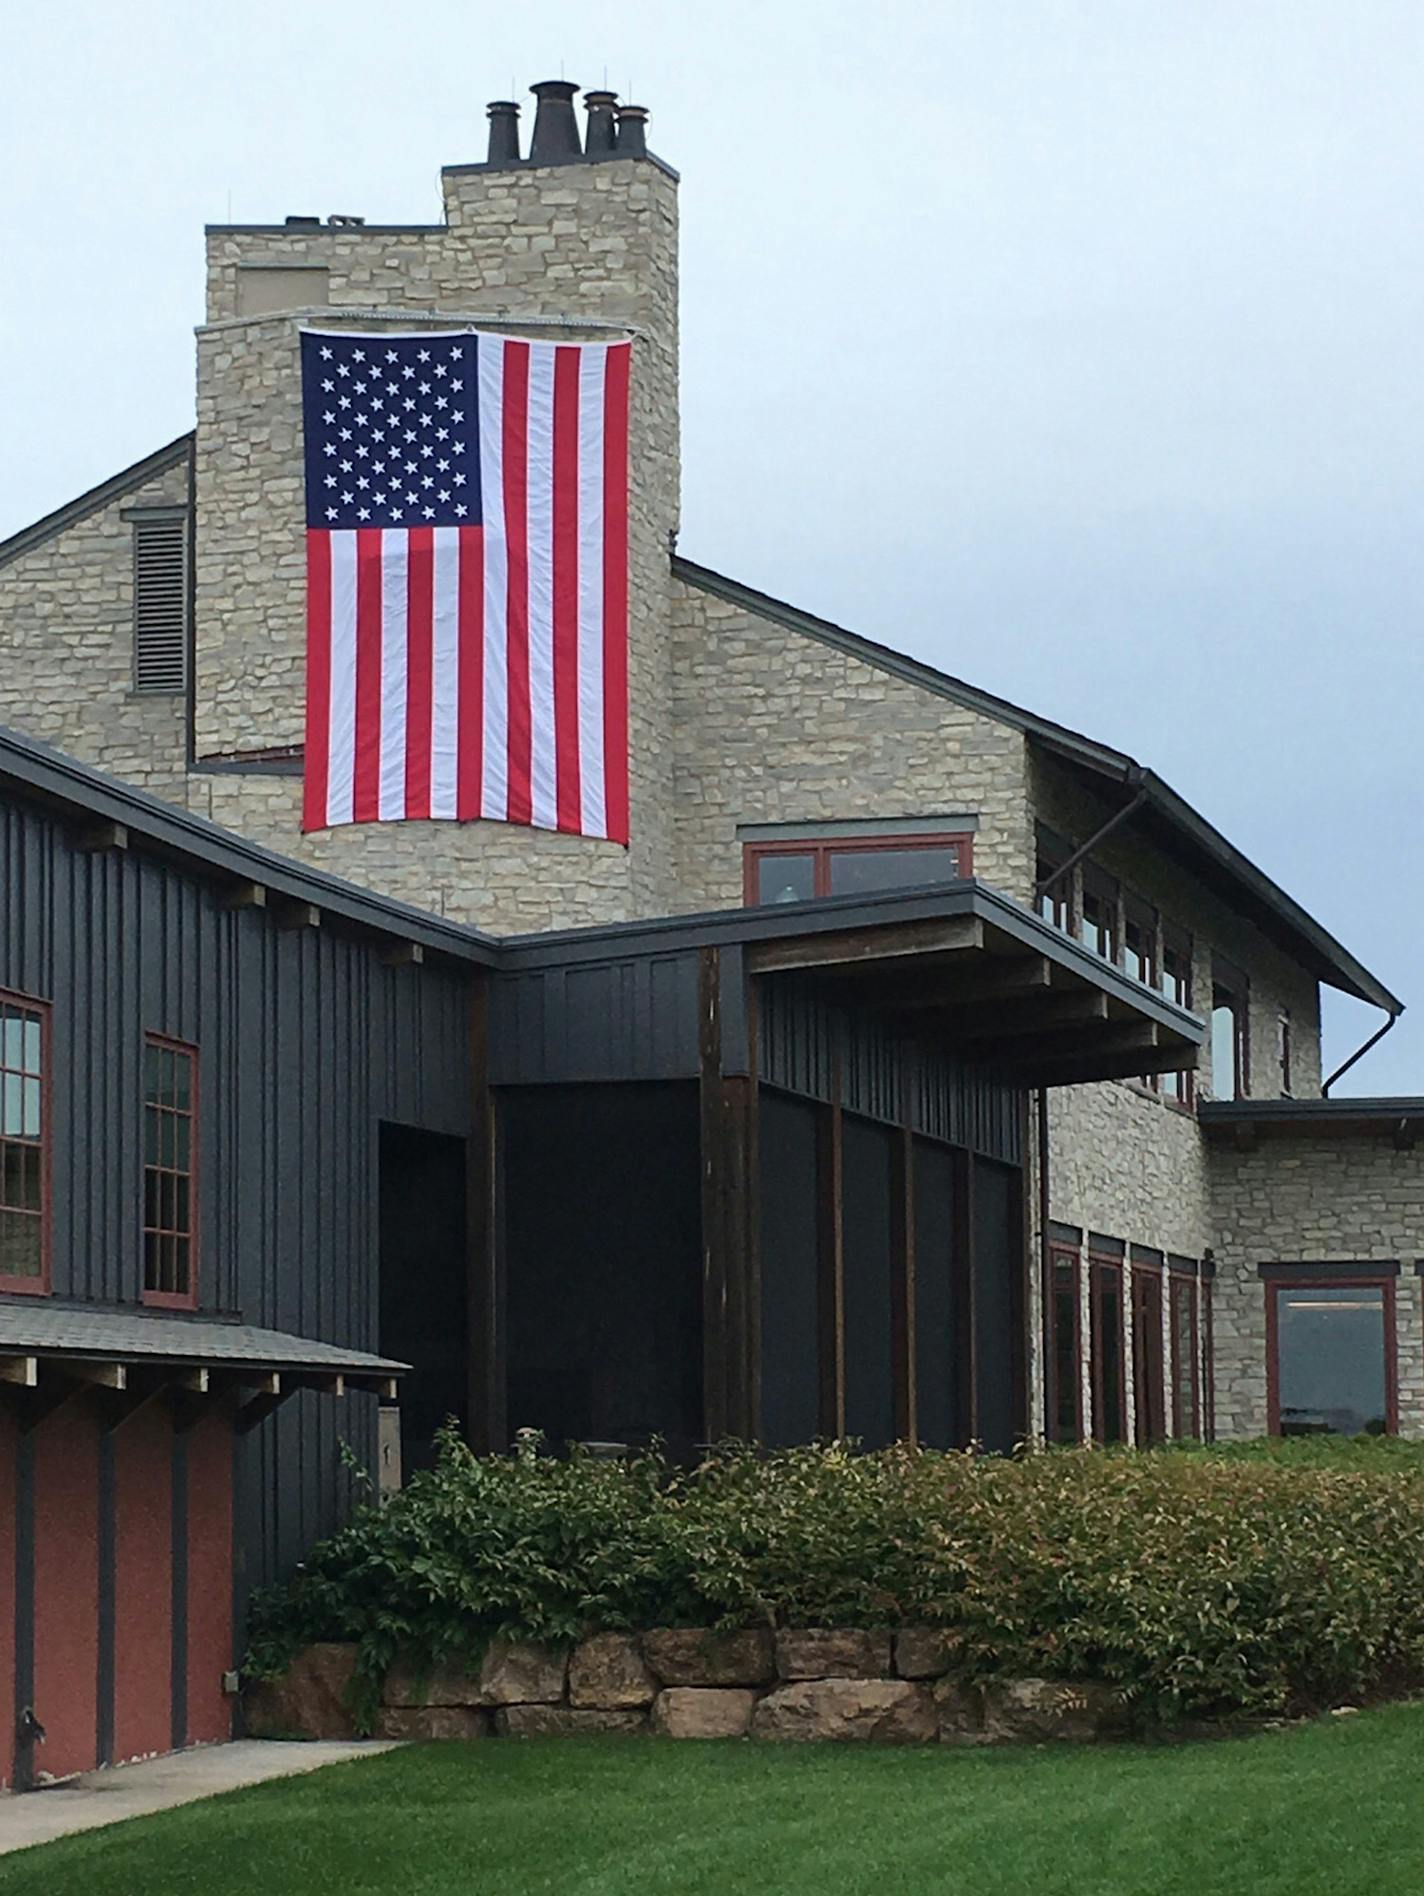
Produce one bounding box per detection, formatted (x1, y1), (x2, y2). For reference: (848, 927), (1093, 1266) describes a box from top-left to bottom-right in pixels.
(1322, 1009), (1401, 1096)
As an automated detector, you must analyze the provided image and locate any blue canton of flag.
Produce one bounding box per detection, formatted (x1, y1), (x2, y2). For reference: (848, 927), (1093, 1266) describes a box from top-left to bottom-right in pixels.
(300, 331), (482, 529)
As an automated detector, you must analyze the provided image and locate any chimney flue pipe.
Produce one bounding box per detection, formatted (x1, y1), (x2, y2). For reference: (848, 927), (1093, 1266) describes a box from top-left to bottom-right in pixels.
(529, 80), (582, 164)
(613, 103), (649, 157)
(583, 90), (619, 156)
(485, 99), (521, 166)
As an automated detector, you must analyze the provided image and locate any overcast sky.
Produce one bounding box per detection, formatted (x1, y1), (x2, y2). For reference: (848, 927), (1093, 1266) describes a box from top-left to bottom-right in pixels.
(2, 2), (1420, 1090)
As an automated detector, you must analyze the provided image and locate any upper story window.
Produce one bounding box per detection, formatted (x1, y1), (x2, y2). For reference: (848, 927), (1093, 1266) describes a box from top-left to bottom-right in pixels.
(1210, 960), (1249, 1100)
(131, 510), (190, 694)
(1035, 827), (1072, 931)
(744, 831), (973, 907)
(0, 992), (49, 1294)
(143, 1035), (198, 1309)
(1079, 866), (1119, 963)
(1159, 926), (1194, 1107)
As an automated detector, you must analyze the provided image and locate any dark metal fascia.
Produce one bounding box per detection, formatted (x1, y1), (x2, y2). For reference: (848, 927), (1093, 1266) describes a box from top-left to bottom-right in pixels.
(0, 434), (194, 572)
(441, 150), (681, 184)
(1200, 1097), (1424, 1129)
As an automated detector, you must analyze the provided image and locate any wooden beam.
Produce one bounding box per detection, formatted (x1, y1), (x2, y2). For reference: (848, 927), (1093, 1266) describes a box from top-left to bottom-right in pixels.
(884, 955), (1052, 1011)
(1022, 1041), (1199, 1087)
(219, 881), (267, 911)
(962, 1019), (1160, 1065)
(287, 1371), (346, 1396)
(76, 820), (128, 853)
(173, 1366), (210, 1394)
(746, 916), (983, 976)
(0, 1356), (37, 1387)
(380, 941), (424, 968)
(899, 989), (1111, 1039)
(273, 900), (321, 931)
(63, 1361), (127, 1390)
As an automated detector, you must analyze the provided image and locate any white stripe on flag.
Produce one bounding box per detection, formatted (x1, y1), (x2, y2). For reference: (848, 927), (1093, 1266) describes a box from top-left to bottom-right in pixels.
(327, 531), (359, 828)
(479, 338), (509, 823)
(576, 349), (608, 839)
(378, 531), (409, 821)
(524, 343), (558, 833)
(430, 527), (461, 820)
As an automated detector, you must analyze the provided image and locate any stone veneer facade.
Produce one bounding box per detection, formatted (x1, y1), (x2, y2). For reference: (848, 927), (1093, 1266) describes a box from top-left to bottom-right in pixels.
(0, 94), (1414, 1441)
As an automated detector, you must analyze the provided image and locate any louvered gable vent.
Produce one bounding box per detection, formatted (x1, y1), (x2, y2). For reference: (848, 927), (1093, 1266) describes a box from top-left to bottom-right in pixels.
(132, 514), (188, 693)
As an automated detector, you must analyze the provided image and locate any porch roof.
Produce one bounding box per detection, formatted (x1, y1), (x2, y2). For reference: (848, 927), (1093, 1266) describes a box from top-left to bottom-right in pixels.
(505, 879), (1205, 1089)
(1200, 1097), (1424, 1147)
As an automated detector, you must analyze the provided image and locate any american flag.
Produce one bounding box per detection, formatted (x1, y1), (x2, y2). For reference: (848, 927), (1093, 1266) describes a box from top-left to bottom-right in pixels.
(299, 328), (630, 841)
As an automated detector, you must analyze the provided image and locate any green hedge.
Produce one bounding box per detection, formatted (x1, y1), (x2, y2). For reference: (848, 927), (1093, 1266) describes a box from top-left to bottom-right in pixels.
(247, 1430), (1424, 1726)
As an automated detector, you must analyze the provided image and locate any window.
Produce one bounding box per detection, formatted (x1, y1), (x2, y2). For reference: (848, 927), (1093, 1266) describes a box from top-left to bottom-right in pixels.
(1035, 828), (1072, 932)
(1210, 962), (1249, 1100)
(1169, 1268), (1200, 1437)
(1046, 1244), (1083, 1443)
(132, 512), (189, 694)
(745, 834), (973, 907)
(1089, 1250), (1127, 1444)
(1159, 927), (1194, 1106)
(1279, 1011), (1293, 1097)
(1079, 867), (1119, 964)
(0, 992), (48, 1293)
(1131, 1260), (1166, 1444)
(1266, 1273), (1395, 1437)
(143, 1035), (198, 1308)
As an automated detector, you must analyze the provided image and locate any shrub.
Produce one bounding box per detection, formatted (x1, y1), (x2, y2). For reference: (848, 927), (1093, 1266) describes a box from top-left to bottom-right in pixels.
(246, 1427), (1424, 1728)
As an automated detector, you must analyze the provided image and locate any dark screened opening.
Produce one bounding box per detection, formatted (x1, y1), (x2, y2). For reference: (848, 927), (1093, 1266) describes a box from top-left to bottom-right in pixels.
(1049, 1251), (1082, 1443)
(379, 1123), (469, 1475)
(503, 1083), (703, 1457)
(972, 1158), (1020, 1454)
(841, 1114), (896, 1450)
(1132, 1269), (1165, 1444)
(759, 1090), (824, 1446)
(1092, 1261), (1126, 1444)
(1274, 1284), (1390, 1436)
(913, 1139), (958, 1448)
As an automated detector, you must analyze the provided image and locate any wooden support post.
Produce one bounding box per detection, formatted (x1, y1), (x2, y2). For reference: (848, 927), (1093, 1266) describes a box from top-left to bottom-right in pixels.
(273, 901), (321, 931)
(219, 881), (267, 911)
(76, 820), (128, 853)
(381, 941), (425, 968)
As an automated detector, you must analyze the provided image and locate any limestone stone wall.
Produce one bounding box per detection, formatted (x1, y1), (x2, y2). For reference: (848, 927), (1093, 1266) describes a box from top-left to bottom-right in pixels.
(1208, 1133), (1424, 1439)
(0, 454), (192, 803)
(191, 154), (679, 932)
(666, 574), (1034, 914)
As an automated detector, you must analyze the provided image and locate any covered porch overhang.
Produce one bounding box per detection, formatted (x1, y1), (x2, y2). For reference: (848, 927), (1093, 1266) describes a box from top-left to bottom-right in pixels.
(0, 1304), (405, 1436)
(741, 881), (1204, 1087)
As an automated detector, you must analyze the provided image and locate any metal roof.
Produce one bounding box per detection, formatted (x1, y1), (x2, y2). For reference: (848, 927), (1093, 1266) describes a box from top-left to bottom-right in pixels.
(0, 1300), (406, 1379)
(674, 555), (1402, 1015)
(1200, 1097), (1424, 1138)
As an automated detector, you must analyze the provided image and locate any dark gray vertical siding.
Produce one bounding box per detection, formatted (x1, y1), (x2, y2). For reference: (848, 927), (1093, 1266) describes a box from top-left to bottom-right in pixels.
(758, 974), (1023, 1167)
(488, 951), (702, 1083)
(0, 790), (477, 1594)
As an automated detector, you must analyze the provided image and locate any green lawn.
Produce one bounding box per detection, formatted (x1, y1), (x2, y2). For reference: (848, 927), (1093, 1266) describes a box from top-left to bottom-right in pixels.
(5, 1706), (1424, 1895)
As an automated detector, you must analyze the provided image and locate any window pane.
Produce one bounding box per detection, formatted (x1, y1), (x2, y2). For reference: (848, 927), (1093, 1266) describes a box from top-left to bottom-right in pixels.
(1052, 1273), (1078, 1442)
(1277, 1286), (1388, 1436)
(755, 854), (815, 906)
(1, 1075), (21, 1137)
(1093, 1273), (1124, 1444)
(827, 845), (963, 897)
(1211, 1003), (1239, 1099)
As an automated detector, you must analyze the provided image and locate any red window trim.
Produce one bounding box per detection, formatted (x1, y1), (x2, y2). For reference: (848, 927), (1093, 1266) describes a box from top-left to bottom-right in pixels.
(743, 832), (975, 906)
(1088, 1250), (1128, 1445)
(141, 1031), (200, 1312)
(1045, 1242), (1083, 1444)
(0, 987), (51, 1298)
(1264, 1272), (1398, 1438)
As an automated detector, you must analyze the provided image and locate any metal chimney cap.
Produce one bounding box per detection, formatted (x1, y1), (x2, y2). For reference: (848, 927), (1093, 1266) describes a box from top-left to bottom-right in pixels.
(529, 78), (580, 102)
(485, 98), (520, 115)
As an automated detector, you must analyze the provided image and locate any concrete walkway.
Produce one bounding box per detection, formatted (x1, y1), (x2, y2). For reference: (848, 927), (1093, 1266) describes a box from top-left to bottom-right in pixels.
(0, 1739), (401, 1856)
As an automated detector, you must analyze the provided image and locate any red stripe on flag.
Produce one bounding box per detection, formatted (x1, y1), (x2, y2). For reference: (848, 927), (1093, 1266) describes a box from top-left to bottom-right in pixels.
(303, 529), (332, 831)
(456, 526), (485, 821)
(552, 346), (582, 834)
(502, 340), (533, 828)
(352, 527), (385, 825)
(602, 344), (631, 846)
(404, 526), (434, 819)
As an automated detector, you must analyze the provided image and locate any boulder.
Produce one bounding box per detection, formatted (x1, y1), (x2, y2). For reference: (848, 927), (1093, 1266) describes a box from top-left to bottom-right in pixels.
(651, 1688), (758, 1739)
(895, 1627), (953, 1680)
(751, 1680), (936, 1744)
(479, 1638), (568, 1706)
(980, 1679), (1123, 1744)
(375, 1705), (489, 1740)
(642, 1628), (775, 1688)
(774, 1629), (892, 1681)
(245, 1642), (359, 1740)
(933, 1678), (984, 1745)
(382, 1655), (486, 1708)
(495, 1705), (647, 1737)
(568, 1633), (659, 1709)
